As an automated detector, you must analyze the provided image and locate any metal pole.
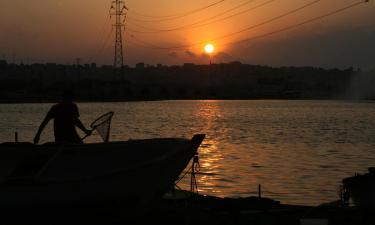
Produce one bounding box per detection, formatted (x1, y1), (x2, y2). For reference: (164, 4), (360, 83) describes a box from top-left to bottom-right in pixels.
(258, 184), (262, 198)
(111, 0), (127, 70)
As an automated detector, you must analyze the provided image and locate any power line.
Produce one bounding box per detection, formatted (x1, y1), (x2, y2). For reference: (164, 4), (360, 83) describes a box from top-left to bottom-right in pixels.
(128, 0), (325, 49)
(226, 0), (369, 47)
(92, 28), (114, 63)
(87, 15), (112, 63)
(130, 0), (226, 19)
(128, 0), (226, 21)
(213, 0), (322, 42)
(180, 0), (275, 32)
(128, 0), (276, 34)
(127, 0), (257, 32)
(129, 0), (368, 50)
(125, 33), (157, 48)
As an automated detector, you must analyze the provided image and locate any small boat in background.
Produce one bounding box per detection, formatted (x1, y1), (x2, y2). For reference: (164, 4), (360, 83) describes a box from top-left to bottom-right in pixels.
(0, 134), (205, 211)
(342, 167), (375, 209)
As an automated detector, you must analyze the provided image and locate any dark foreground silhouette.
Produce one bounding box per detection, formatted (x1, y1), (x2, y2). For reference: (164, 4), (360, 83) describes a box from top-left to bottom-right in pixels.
(0, 189), (373, 225)
(0, 135), (205, 224)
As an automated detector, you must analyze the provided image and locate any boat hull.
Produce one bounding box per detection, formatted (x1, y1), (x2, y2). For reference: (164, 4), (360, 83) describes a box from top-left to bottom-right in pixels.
(0, 134), (205, 209)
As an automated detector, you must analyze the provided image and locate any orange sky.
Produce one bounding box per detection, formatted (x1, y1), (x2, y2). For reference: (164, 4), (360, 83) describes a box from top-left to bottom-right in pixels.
(0, 0), (374, 68)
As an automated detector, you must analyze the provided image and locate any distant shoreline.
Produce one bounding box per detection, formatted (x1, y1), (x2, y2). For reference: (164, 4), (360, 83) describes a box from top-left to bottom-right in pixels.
(0, 97), (373, 104)
(2, 61), (373, 103)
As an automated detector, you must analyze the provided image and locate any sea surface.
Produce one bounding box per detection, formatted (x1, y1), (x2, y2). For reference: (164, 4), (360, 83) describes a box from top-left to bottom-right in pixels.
(1, 100), (375, 206)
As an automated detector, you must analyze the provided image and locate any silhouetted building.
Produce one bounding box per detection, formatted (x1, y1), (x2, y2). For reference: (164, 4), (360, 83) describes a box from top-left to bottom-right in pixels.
(0, 60), (7, 69)
(136, 63), (145, 70)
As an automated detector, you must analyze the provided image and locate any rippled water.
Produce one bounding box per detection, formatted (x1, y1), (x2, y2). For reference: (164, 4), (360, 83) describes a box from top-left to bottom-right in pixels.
(1, 100), (375, 206)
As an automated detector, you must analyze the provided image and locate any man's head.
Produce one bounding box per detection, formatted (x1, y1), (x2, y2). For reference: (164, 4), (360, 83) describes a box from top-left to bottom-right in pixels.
(62, 90), (75, 102)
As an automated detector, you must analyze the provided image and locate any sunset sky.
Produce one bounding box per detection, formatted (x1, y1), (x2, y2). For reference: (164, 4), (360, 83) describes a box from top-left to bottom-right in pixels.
(0, 0), (374, 69)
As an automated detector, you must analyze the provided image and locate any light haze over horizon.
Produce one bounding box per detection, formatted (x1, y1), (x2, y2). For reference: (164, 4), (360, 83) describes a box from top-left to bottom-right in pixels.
(0, 0), (374, 69)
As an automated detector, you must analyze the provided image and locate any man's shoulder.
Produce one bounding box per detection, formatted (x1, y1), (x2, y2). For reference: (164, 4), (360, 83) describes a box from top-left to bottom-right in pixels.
(50, 103), (59, 111)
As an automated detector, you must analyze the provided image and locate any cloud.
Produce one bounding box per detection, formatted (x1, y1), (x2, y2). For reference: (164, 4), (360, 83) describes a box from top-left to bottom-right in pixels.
(198, 51), (234, 63)
(167, 51), (178, 58)
(215, 52), (233, 62)
(184, 50), (196, 58)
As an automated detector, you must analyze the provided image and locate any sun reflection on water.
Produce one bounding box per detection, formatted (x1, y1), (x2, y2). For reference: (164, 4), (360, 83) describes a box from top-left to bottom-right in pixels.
(190, 100), (227, 194)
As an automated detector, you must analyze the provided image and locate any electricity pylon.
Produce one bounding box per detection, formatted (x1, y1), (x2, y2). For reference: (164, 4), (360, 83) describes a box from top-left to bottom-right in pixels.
(110, 0), (128, 69)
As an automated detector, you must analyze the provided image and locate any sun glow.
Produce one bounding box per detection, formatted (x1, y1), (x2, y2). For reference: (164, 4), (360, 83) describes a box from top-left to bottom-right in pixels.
(204, 43), (215, 54)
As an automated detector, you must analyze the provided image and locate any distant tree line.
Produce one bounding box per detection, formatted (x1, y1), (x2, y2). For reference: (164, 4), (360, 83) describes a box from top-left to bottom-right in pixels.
(0, 60), (364, 103)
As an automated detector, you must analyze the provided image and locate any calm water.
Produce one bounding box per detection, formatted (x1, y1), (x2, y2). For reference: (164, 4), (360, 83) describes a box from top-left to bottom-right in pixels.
(1, 100), (375, 206)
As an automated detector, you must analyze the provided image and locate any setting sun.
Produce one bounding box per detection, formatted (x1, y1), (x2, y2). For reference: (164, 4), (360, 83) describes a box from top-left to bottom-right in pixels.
(204, 43), (215, 54)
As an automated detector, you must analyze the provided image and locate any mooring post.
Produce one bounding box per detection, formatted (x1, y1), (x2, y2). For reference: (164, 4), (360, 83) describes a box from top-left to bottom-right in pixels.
(15, 132), (18, 143)
(258, 184), (262, 199)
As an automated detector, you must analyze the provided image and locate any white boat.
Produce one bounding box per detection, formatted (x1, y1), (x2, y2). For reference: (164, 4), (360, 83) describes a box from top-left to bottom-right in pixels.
(0, 134), (205, 210)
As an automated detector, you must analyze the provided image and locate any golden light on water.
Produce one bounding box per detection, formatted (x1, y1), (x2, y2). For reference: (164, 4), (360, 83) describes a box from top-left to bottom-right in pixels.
(204, 43), (215, 54)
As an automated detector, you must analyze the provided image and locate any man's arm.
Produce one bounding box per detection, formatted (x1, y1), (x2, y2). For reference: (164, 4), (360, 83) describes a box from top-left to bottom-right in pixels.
(33, 114), (52, 144)
(72, 104), (91, 136)
(75, 118), (91, 136)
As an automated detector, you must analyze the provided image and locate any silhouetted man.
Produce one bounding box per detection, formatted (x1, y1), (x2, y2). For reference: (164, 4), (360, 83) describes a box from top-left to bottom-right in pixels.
(33, 91), (91, 144)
